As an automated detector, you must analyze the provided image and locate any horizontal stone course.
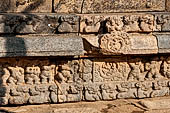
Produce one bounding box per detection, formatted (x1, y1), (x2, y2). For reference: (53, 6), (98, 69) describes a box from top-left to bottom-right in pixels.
(0, 56), (170, 105)
(0, 35), (84, 57)
(82, 0), (165, 13)
(0, 13), (79, 34)
(53, 0), (166, 13)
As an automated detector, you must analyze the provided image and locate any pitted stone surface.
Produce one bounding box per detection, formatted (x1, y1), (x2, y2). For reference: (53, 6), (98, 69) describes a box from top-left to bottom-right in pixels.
(156, 34), (170, 53)
(0, 14), (79, 34)
(54, 0), (83, 13)
(0, 56), (170, 105)
(82, 0), (165, 13)
(0, 0), (52, 12)
(0, 35), (84, 57)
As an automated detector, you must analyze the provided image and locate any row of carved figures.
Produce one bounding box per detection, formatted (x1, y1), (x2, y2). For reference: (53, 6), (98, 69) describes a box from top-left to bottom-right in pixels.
(95, 57), (170, 82)
(0, 64), (74, 85)
(1, 80), (170, 105)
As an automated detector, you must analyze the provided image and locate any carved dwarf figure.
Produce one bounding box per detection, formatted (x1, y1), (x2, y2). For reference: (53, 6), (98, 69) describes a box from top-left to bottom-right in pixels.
(128, 59), (146, 81)
(140, 15), (154, 32)
(136, 81), (153, 98)
(40, 65), (55, 84)
(101, 83), (118, 100)
(123, 15), (140, 32)
(151, 80), (169, 97)
(161, 57), (170, 78)
(25, 66), (40, 84)
(7, 66), (25, 85)
(117, 82), (137, 99)
(84, 84), (101, 101)
(0, 67), (10, 85)
(145, 58), (162, 80)
(106, 16), (124, 32)
(80, 16), (102, 33)
(55, 64), (72, 83)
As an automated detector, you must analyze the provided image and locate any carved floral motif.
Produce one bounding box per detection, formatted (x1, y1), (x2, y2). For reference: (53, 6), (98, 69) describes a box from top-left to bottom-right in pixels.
(99, 32), (131, 54)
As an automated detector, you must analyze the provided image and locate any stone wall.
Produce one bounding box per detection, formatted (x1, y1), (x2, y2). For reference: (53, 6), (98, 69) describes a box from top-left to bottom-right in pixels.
(0, 0), (170, 105)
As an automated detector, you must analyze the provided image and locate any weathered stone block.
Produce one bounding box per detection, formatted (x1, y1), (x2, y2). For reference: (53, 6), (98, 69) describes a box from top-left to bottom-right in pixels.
(0, 35), (84, 57)
(0, 0), (52, 12)
(0, 14), (79, 34)
(80, 14), (155, 34)
(54, 0), (83, 13)
(156, 34), (170, 53)
(99, 33), (158, 55)
(82, 0), (165, 13)
(0, 56), (170, 105)
(155, 13), (170, 31)
(166, 0), (170, 11)
(129, 34), (158, 54)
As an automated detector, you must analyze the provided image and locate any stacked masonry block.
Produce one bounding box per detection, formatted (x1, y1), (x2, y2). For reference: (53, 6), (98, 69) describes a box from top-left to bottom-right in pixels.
(1, 0), (170, 105)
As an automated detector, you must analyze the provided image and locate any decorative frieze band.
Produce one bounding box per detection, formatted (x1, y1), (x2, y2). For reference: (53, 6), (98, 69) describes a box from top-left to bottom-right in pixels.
(0, 56), (170, 105)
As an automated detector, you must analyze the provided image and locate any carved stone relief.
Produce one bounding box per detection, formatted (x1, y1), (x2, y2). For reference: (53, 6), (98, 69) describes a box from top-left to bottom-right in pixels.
(0, 57), (170, 105)
(99, 32), (131, 54)
(93, 59), (130, 82)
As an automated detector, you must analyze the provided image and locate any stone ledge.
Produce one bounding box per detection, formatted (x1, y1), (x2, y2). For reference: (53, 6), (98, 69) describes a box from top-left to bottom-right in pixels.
(155, 34), (170, 53)
(0, 35), (84, 57)
(0, 13), (79, 34)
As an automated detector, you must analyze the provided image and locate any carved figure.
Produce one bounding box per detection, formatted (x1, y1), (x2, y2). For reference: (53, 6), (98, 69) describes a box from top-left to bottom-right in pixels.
(40, 65), (55, 84)
(123, 15), (140, 32)
(145, 58), (162, 80)
(55, 64), (72, 83)
(106, 16), (124, 32)
(80, 16), (102, 33)
(140, 15), (154, 32)
(101, 83), (118, 100)
(136, 81), (153, 98)
(128, 59), (147, 81)
(84, 84), (101, 101)
(161, 57), (170, 78)
(117, 82), (137, 99)
(7, 66), (24, 85)
(0, 68), (10, 85)
(25, 66), (40, 84)
(151, 80), (169, 97)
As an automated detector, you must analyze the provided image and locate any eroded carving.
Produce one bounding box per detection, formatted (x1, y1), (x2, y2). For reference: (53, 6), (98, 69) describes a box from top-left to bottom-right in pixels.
(128, 58), (147, 81)
(7, 67), (24, 85)
(93, 61), (130, 82)
(40, 65), (55, 84)
(99, 32), (130, 54)
(25, 66), (40, 84)
(84, 84), (101, 101)
(151, 80), (169, 97)
(117, 82), (137, 99)
(136, 81), (153, 98)
(145, 58), (163, 80)
(100, 83), (118, 100)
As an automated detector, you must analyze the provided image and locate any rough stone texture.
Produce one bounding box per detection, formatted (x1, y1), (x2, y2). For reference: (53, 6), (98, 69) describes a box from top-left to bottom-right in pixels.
(84, 33), (158, 55)
(0, 0), (52, 12)
(156, 34), (170, 53)
(129, 34), (158, 54)
(139, 99), (170, 110)
(0, 35), (84, 57)
(0, 14), (79, 34)
(0, 56), (170, 105)
(155, 13), (170, 31)
(80, 14), (155, 34)
(54, 0), (83, 13)
(82, 0), (165, 13)
(166, 0), (170, 11)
